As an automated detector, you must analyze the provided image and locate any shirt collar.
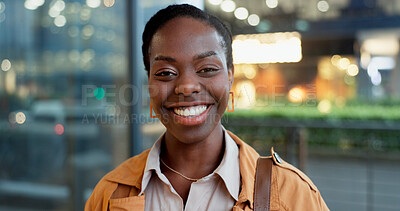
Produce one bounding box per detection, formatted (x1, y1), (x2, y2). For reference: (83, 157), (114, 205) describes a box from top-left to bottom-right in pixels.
(214, 128), (240, 201)
(139, 127), (240, 201)
(139, 134), (163, 196)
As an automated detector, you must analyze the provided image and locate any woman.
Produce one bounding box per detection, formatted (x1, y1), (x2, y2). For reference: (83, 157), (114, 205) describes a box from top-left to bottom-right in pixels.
(85, 4), (329, 211)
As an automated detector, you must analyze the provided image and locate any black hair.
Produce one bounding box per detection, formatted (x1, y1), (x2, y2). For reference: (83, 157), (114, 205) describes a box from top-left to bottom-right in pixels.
(142, 4), (233, 73)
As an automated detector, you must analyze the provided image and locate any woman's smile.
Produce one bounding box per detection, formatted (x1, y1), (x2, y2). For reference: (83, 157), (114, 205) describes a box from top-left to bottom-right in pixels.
(172, 105), (208, 117)
(169, 104), (212, 126)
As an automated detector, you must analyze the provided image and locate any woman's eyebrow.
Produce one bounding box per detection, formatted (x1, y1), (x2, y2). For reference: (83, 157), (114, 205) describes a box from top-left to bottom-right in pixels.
(153, 55), (176, 63)
(194, 51), (217, 60)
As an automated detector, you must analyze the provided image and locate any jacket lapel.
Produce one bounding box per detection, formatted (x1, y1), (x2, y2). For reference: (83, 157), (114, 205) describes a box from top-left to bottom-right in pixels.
(227, 131), (259, 210)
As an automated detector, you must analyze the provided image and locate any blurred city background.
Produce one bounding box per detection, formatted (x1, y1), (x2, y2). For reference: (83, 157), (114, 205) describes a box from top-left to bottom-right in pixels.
(0, 0), (399, 210)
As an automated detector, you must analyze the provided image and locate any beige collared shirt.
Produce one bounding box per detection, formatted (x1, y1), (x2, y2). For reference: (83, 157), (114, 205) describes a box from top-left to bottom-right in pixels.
(139, 127), (240, 211)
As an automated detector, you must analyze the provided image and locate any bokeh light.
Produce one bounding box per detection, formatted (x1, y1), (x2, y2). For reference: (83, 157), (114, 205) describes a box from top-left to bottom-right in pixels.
(244, 66), (257, 79)
(82, 24), (95, 38)
(48, 8), (60, 18)
(338, 57), (350, 70)
(94, 87), (105, 99)
(87, 0), (101, 8)
(24, 0), (45, 10)
(330, 55), (341, 66)
(209, 0), (223, 5)
(288, 87), (306, 103)
(0, 2), (6, 13)
(346, 64), (359, 76)
(1, 59), (11, 71)
(235, 80), (256, 108)
(266, 0), (278, 9)
(54, 124), (65, 135)
(248, 14), (260, 26)
(68, 26), (79, 37)
(103, 0), (115, 7)
(53, 0), (66, 12)
(234, 7), (249, 20)
(221, 0), (236, 12)
(318, 99), (331, 113)
(371, 72), (382, 86)
(15, 112), (26, 124)
(317, 0), (329, 12)
(295, 20), (309, 31)
(54, 15), (67, 27)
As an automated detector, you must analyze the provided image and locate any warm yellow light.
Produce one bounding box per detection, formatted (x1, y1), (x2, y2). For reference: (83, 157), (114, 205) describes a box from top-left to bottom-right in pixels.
(288, 87), (306, 103)
(338, 58), (350, 70)
(5, 70), (16, 94)
(15, 112), (26, 124)
(209, 0), (223, 5)
(235, 80), (256, 108)
(318, 58), (334, 80)
(248, 14), (260, 26)
(233, 32), (302, 64)
(362, 38), (399, 56)
(1, 59), (11, 71)
(221, 0), (236, 12)
(330, 55), (341, 66)
(318, 99), (331, 113)
(234, 7), (249, 20)
(266, 0), (278, 8)
(346, 64), (359, 76)
(103, 0), (115, 7)
(244, 65), (257, 79)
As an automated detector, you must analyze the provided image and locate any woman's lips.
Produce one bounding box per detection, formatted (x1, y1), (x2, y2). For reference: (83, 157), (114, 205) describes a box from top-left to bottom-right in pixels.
(169, 104), (211, 126)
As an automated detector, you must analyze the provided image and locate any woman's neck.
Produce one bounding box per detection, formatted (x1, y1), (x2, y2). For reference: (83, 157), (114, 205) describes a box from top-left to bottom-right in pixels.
(161, 125), (225, 179)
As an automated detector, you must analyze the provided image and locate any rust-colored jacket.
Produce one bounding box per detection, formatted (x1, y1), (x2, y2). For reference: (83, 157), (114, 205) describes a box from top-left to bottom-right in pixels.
(85, 131), (329, 211)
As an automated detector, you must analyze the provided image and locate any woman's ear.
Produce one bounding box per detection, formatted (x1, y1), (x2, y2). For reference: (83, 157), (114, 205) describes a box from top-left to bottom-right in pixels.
(228, 65), (234, 88)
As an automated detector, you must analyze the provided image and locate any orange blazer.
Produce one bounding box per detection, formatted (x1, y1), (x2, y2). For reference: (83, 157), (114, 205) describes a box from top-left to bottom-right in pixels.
(85, 131), (329, 211)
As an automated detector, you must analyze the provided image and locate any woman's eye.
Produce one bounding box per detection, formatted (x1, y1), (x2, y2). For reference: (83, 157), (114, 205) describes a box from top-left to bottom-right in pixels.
(198, 68), (218, 73)
(154, 70), (177, 77)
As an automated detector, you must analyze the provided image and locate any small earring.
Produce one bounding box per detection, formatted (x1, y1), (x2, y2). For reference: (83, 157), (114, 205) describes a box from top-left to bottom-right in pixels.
(150, 104), (157, 118)
(227, 92), (234, 112)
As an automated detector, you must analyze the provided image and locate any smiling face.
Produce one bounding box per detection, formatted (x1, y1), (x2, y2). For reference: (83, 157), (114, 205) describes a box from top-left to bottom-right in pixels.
(148, 17), (233, 144)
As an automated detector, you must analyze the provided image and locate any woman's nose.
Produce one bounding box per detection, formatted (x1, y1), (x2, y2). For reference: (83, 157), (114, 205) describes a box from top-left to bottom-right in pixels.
(174, 73), (201, 96)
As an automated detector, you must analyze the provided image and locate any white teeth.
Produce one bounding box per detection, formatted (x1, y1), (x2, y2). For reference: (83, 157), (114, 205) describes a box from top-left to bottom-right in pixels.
(173, 105), (207, 117)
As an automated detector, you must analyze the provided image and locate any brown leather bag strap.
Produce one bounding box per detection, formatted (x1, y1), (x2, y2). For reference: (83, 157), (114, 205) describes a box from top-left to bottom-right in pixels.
(254, 157), (273, 211)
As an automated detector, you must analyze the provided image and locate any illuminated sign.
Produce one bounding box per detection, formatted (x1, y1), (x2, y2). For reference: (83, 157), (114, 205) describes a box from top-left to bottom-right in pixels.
(232, 32), (302, 64)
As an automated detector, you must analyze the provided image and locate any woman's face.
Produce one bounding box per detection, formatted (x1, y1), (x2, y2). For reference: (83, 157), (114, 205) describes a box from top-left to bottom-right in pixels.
(148, 17), (233, 143)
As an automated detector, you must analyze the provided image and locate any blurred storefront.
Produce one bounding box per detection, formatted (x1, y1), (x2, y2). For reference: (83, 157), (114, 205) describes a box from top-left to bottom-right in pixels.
(205, 1), (400, 210)
(1, 0), (400, 210)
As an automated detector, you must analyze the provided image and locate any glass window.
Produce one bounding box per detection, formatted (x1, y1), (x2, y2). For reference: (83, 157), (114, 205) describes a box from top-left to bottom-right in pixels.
(0, 0), (129, 210)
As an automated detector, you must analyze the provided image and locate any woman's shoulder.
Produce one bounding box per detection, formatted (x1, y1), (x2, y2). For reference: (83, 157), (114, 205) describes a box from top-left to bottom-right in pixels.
(270, 150), (318, 191)
(103, 148), (151, 186)
(85, 149), (151, 211)
(270, 150), (329, 210)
